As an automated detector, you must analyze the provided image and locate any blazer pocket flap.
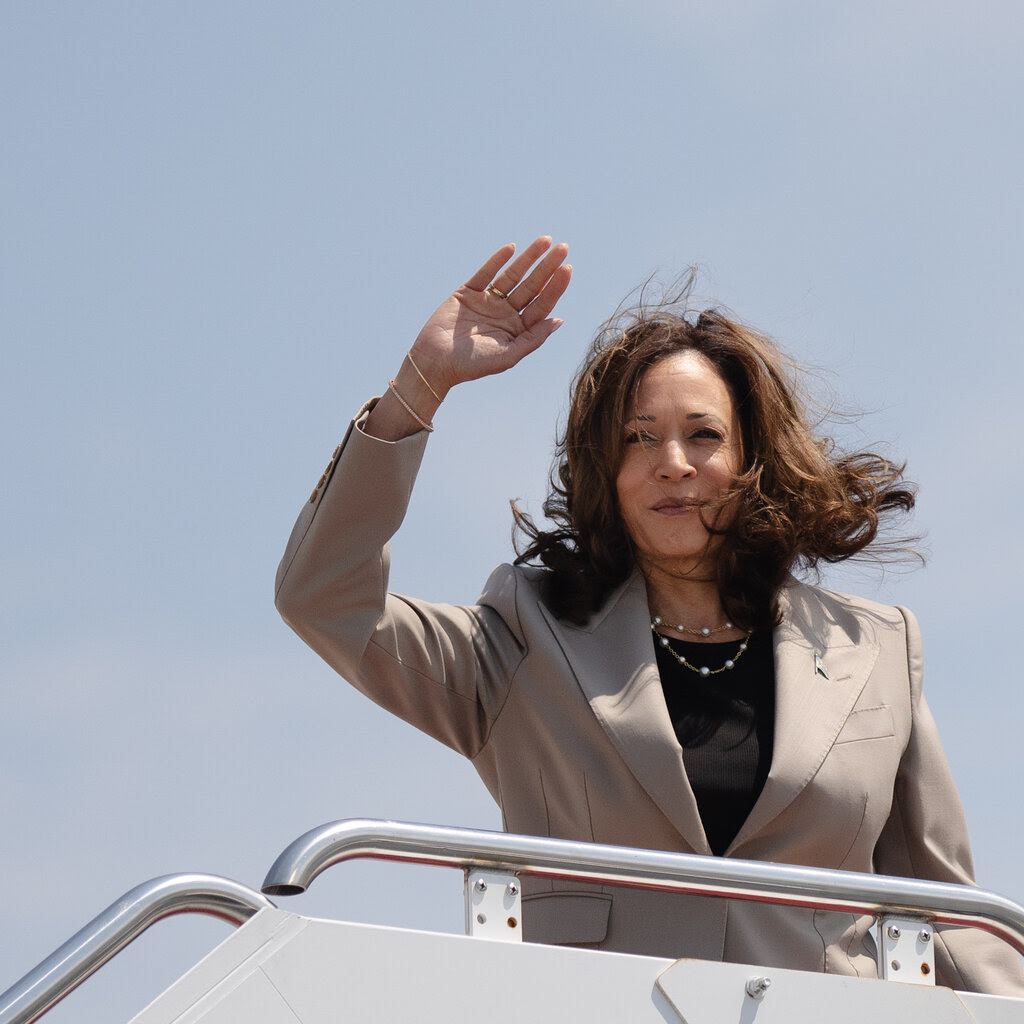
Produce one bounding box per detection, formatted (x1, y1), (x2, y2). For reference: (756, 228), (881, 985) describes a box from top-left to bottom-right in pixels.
(835, 705), (895, 744)
(521, 892), (611, 945)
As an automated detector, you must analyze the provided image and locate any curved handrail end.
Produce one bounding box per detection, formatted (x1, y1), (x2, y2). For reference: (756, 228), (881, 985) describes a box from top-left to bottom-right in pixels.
(0, 874), (274, 1024)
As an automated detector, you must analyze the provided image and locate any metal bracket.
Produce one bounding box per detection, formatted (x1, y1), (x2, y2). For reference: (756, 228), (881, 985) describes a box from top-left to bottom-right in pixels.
(877, 915), (935, 985)
(464, 869), (522, 942)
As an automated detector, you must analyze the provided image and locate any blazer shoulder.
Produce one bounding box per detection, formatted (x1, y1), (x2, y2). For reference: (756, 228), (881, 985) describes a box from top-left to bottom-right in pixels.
(781, 578), (911, 648)
(477, 562), (552, 647)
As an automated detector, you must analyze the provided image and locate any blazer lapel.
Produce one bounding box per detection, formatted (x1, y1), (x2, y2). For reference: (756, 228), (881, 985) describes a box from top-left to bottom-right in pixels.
(727, 580), (880, 852)
(538, 572), (712, 855)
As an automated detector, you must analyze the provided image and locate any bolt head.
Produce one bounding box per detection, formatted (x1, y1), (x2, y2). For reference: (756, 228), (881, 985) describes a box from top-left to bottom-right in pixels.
(474, 878), (487, 893)
(887, 924), (901, 940)
(919, 929), (931, 943)
(745, 977), (771, 1000)
(506, 882), (519, 897)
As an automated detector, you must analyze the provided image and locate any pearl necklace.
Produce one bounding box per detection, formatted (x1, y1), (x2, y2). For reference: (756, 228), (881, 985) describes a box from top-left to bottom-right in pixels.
(650, 617), (753, 677)
(651, 614), (734, 638)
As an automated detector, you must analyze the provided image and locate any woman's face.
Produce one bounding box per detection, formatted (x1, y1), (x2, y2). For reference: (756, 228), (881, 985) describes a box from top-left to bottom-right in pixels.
(615, 350), (742, 577)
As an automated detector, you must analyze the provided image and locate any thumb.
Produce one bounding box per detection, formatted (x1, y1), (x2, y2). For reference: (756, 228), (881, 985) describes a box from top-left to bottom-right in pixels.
(515, 318), (565, 358)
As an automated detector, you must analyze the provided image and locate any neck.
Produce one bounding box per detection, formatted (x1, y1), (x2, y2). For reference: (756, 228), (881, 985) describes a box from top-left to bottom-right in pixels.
(642, 563), (726, 629)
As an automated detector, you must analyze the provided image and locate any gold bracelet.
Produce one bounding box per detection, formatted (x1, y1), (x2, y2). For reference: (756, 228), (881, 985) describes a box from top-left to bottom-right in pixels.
(406, 351), (442, 403)
(388, 379), (434, 432)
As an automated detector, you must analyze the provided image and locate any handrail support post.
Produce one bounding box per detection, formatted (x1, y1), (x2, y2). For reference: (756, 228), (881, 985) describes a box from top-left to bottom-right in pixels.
(464, 868), (522, 942)
(877, 914), (935, 985)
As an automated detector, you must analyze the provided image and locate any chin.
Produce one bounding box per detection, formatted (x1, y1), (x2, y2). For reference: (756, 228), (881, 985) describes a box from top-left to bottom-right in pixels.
(640, 550), (717, 579)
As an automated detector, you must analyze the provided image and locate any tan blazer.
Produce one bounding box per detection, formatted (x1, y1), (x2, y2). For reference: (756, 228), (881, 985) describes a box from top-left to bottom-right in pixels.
(276, 405), (1024, 996)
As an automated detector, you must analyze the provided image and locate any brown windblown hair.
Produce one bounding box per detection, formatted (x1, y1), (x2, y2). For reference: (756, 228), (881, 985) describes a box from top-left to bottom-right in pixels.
(513, 298), (917, 628)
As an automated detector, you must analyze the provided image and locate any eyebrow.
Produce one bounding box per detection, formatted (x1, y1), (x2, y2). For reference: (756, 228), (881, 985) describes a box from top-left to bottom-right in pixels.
(626, 412), (719, 423)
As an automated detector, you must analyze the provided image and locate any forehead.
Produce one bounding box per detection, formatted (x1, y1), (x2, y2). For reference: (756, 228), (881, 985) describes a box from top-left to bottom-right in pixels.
(633, 350), (736, 416)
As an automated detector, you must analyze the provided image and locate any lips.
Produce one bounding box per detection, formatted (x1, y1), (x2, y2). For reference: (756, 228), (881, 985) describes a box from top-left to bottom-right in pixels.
(651, 497), (703, 514)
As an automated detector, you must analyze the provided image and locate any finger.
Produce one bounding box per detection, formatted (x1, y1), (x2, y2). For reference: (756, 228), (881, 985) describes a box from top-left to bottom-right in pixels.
(509, 317), (566, 363)
(464, 243), (517, 292)
(488, 235), (553, 296)
(507, 242), (568, 312)
(521, 264), (572, 330)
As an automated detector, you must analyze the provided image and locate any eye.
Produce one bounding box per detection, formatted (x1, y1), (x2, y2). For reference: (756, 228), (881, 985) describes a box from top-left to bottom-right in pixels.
(624, 429), (657, 445)
(691, 428), (724, 441)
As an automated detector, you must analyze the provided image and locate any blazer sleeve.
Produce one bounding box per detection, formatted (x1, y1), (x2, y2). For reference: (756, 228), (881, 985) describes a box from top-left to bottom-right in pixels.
(274, 402), (526, 758)
(872, 606), (1024, 996)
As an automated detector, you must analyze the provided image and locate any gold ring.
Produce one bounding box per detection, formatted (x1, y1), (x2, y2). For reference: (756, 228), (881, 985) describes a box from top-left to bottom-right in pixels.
(486, 285), (509, 300)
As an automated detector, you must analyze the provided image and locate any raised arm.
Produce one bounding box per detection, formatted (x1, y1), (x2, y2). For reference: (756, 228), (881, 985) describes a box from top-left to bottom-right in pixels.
(364, 237), (572, 442)
(275, 238), (571, 755)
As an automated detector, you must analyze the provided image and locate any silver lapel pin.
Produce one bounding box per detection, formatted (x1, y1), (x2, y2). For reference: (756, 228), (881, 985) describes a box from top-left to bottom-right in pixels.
(814, 652), (830, 680)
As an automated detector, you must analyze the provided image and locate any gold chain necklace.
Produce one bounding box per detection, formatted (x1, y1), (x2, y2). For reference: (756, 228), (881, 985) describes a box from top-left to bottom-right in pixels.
(650, 618), (753, 677)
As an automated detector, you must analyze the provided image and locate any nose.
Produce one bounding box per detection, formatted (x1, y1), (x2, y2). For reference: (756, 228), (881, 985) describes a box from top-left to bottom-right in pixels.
(655, 441), (696, 480)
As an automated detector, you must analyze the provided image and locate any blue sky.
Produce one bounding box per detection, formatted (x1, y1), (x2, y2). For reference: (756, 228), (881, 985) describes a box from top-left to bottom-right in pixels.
(2, 2), (1023, 1019)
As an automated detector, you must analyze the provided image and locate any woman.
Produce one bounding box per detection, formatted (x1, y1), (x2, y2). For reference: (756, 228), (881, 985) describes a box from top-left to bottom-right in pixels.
(275, 237), (1024, 994)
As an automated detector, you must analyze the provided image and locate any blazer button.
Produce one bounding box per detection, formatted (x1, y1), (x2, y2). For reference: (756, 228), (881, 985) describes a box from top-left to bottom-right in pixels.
(333, 444), (342, 459)
(317, 474), (327, 488)
(308, 490), (318, 503)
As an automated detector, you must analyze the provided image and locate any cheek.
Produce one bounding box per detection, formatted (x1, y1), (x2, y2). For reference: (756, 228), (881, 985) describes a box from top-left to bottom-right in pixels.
(614, 460), (638, 509)
(708, 449), (741, 489)
(614, 467), (644, 537)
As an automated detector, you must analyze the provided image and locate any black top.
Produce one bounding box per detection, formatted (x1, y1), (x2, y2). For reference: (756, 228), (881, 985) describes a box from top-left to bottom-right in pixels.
(654, 630), (775, 856)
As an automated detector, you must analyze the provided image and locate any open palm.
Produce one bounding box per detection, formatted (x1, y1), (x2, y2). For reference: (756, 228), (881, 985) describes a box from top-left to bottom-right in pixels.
(411, 237), (572, 392)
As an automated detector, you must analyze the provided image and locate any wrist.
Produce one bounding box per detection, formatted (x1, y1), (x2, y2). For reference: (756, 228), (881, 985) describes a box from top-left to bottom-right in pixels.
(363, 360), (442, 442)
(405, 350), (450, 403)
(406, 346), (455, 398)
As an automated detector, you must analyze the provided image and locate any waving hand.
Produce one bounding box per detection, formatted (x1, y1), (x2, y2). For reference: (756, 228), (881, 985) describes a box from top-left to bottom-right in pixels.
(365, 238), (571, 441)
(411, 237), (571, 392)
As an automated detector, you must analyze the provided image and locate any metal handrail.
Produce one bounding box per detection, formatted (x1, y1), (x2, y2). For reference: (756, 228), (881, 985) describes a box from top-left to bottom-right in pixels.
(263, 817), (1024, 957)
(0, 873), (274, 1024)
